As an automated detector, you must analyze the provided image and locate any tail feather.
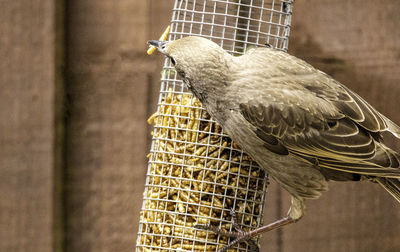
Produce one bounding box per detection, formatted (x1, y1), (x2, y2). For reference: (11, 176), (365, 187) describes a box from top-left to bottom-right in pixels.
(376, 177), (400, 203)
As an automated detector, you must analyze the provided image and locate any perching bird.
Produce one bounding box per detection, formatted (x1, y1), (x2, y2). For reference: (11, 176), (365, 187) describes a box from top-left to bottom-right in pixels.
(148, 36), (400, 251)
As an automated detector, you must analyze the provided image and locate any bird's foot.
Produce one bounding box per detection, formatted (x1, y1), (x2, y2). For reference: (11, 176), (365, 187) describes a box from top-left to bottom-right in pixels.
(195, 208), (259, 252)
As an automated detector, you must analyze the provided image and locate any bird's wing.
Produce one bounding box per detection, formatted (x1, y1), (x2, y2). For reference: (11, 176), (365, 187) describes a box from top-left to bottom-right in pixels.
(239, 47), (400, 138)
(237, 73), (400, 177)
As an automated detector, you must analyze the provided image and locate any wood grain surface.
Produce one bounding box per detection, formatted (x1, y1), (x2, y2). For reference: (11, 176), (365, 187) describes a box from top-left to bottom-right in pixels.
(0, 1), (56, 251)
(0, 1), (399, 252)
(64, 1), (172, 251)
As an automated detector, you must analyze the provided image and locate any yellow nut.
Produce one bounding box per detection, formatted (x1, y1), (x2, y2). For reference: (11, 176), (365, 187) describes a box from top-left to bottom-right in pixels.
(139, 91), (265, 250)
(146, 25), (171, 55)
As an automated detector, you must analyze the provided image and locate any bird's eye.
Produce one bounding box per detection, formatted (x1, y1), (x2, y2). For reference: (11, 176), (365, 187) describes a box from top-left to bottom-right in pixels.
(170, 57), (176, 65)
(327, 121), (337, 128)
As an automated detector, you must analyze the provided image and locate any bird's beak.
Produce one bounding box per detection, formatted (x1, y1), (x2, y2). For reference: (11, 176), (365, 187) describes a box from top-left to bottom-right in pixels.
(147, 40), (168, 54)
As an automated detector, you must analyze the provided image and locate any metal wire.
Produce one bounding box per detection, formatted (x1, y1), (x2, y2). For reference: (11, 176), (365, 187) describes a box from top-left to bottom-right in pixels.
(137, 1), (293, 251)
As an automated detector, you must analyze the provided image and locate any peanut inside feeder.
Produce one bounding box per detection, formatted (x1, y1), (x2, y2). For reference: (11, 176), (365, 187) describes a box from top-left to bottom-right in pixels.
(137, 91), (267, 251)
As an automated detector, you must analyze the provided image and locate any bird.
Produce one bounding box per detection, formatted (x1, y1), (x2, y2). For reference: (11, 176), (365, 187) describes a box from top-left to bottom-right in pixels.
(148, 36), (400, 251)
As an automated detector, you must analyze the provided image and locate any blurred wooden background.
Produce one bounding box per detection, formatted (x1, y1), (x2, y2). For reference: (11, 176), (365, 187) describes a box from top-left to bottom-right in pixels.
(1, 0), (399, 251)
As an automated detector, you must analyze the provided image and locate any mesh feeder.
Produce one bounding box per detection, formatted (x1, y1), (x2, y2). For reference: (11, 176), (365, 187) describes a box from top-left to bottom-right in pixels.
(137, 0), (294, 251)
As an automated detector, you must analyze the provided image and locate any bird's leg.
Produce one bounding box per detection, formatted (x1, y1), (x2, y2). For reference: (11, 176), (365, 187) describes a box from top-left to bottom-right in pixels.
(229, 208), (260, 251)
(195, 197), (305, 252)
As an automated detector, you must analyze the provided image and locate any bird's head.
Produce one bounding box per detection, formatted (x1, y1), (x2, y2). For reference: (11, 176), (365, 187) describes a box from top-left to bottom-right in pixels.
(148, 36), (231, 89)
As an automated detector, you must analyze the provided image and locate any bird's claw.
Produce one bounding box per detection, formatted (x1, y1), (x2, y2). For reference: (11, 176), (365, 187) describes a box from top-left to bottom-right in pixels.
(194, 209), (260, 252)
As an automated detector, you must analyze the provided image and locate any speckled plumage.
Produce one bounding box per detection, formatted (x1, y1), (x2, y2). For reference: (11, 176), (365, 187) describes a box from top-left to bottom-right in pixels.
(149, 36), (400, 249)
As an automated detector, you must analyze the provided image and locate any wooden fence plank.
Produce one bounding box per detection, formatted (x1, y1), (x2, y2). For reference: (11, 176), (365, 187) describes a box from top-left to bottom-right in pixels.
(0, 1), (56, 251)
(65, 1), (157, 251)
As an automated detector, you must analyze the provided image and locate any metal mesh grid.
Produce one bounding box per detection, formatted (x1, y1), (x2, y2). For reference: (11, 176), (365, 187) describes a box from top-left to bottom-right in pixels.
(137, 0), (293, 251)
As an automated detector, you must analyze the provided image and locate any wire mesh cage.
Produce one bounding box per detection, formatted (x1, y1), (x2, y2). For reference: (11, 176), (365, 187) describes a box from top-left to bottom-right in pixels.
(137, 0), (294, 251)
